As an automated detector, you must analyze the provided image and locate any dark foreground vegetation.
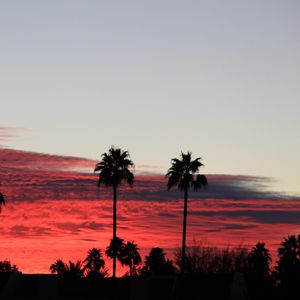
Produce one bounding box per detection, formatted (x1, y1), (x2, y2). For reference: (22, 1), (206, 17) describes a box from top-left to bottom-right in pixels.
(2, 236), (300, 299)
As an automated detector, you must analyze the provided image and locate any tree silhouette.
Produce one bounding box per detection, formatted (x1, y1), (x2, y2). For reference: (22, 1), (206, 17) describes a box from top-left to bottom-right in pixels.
(0, 260), (18, 272)
(94, 146), (134, 278)
(50, 260), (84, 280)
(166, 152), (207, 273)
(106, 237), (125, 276)
(0, 192), (5, 213)
(120, 241), (142, 277)
(50, 259), (66, 276)
(276, 235), (300, 291)
(142, 247), (176, 276)
(248, 242), (271, 278)
(84, 248), (108, 278)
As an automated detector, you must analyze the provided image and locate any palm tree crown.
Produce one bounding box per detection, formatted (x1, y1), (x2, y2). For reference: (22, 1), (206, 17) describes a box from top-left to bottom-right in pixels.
(166, 152), (207, 191)
(94, 146), (134, 188)
(84, 248), (105, 276)
(106, 237), (125, 261)
(120, 241), (142, 277)
(50, 260), (84, 280)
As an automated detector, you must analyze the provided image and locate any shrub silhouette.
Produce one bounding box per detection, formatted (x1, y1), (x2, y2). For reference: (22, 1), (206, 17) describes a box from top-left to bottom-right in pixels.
(141, 247), (176, 276)
(0, 260), (18, 272)
(174, 241), (248, 274)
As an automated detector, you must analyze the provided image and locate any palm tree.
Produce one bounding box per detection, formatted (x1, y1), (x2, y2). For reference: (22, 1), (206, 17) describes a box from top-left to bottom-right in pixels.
(50, 260), (84, 280)
(120, 241), (142, 277)
(106, 237), (124, 277)
(276, 235), (300, 288)
(84, 248), (107, 278)
(248, 242), (272, 278)
(166, 152), (207, 274)
(0, 192), (5, 213)
(50, 259), (67, 276)
(94, 146), (134, 278)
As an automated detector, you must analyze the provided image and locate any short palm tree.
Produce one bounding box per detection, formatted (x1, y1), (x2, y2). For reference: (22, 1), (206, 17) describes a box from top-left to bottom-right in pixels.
(50, 259), (66, 276)
(0, 192), (5, 213)
(84, 248), (106, 278)
(106, 237), (124, 277)
(248, 242), (272, 277)
(94, 146), (134, 278)
(120, 241), (142, 277)
(166, 151), (207, 274)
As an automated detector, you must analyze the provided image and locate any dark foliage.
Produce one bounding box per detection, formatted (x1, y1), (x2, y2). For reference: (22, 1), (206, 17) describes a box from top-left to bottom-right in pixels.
(0, 260), (18, 272)
(174, 242), (249, 274)
(140, 247), (176, 276)
(120, 241), (142, 277)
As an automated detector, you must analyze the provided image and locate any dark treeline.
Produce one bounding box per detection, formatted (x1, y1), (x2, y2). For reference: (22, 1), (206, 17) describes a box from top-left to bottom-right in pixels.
(2, 236), (300, 299)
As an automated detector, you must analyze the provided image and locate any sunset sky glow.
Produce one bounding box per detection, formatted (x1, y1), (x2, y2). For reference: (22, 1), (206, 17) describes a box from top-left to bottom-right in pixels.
(1, 0), (300, 274)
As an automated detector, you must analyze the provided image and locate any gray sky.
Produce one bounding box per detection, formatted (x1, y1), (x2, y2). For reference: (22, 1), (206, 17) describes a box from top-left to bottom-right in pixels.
(1, 0), (299, 193)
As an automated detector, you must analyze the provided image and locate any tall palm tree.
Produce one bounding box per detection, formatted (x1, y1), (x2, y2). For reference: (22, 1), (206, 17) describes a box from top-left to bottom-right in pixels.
(166, 151), (207, 274)
(120, 241), (142, 277)
(0, 192), (5, 213)
(94, 146), (134, 278)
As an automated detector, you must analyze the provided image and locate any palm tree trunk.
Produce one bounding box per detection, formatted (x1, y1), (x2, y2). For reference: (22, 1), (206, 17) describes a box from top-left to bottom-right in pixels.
(130, 263), (132, 277)
(113, 185), (117, 278)
(181, 188), (188, 274)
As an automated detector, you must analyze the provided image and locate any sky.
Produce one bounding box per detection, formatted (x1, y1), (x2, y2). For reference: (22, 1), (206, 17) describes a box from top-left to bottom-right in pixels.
(0, 0), (300, 274)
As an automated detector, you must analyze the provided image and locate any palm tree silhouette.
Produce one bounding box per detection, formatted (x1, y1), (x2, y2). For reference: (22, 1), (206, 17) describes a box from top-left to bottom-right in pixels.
(94, 146), (134, 278)
(166, 152), (207, 274)
(84, 248), (107, 278)
(248, 242), (272, 278)
(50, 259), (67, 276)
(50, 260), (84, 280)
(276, 235), (300, 289)
(0, 192), (5, 213)
(106, 237), (124, 277)
(120, 241), (142, 277)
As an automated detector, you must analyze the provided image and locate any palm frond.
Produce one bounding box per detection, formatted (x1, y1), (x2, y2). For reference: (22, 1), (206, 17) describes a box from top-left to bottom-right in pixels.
(94, 146), (134, 188)
(192, 174), (208, 191)
(166, 152), (207, 192)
